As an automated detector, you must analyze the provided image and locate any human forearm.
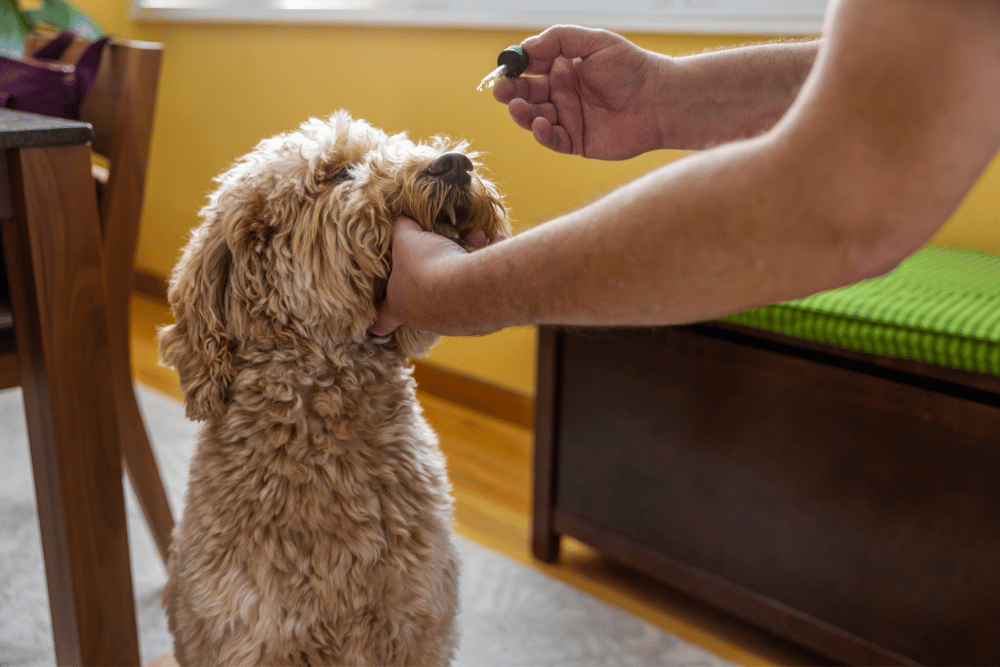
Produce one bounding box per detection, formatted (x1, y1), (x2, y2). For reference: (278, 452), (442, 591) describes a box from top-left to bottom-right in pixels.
(372, 0), (1000, 339)
(422, 134), (881, 334)
(419, 0), (1000, 336)
(660, 40), (821, 150)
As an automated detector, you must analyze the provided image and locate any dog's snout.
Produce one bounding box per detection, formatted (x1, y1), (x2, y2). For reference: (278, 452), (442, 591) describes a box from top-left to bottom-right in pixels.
(425, 152), (473, 185)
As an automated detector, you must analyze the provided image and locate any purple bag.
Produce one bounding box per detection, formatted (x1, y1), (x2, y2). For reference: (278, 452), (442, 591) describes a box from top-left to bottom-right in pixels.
(0, 31), (109, 120)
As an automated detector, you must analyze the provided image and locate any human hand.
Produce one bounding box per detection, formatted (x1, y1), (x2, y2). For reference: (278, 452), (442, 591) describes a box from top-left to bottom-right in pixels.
(493, 25), (673, 160)
(370, 217), (506, 337)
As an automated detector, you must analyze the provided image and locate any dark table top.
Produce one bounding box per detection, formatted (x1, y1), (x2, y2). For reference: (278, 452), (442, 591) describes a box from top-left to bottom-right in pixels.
(0, 108), (93, 150)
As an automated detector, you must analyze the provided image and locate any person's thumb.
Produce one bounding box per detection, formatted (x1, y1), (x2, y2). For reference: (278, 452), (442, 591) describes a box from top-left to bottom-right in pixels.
(369, 217), (420, 337)
(391, 215), (424, 241)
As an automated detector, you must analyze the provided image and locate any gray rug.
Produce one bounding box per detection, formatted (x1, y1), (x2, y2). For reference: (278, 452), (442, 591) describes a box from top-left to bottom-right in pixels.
(0, 386), (731, 667)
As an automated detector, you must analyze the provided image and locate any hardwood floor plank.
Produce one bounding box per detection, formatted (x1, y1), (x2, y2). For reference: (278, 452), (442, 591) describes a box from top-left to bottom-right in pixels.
(130, 295), (182, 401)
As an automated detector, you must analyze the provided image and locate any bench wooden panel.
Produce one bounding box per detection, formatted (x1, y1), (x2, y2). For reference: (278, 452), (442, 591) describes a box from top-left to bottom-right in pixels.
(534, 324), (1000, 666)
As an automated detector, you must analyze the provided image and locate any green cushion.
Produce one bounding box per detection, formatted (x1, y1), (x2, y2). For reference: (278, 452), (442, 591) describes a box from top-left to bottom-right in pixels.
(720, 246), (1000, 375)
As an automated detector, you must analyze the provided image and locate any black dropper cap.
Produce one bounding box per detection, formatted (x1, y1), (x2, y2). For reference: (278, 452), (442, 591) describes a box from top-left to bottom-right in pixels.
(497, 45), (529, 78)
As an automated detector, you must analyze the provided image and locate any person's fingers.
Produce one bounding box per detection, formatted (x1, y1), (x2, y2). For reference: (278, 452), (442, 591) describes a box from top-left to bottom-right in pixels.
(508, 98), (559, 132)
(368, 217), (424, 337)
(521, 25), (620, 76)
(494, 75), (552, 106)
(490, 233), (506, 245)
(370, 216), (473, 336)
(493, 76), (517, 104)
(531, 116), (573, 154)
(467, 229), (487, 249)
(548, 58), (585, 153)
(391, 215), (466, 258)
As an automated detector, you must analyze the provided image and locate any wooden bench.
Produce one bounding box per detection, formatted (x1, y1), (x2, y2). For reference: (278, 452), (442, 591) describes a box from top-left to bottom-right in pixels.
(533, 246), (1000, 666)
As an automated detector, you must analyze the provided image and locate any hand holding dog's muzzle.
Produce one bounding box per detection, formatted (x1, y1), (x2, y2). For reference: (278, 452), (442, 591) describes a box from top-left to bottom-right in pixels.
(370, 217), (505, 337)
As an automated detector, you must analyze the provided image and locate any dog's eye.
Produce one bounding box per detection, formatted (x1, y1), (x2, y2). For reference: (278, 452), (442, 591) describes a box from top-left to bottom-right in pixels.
(325, 165), (352, 184)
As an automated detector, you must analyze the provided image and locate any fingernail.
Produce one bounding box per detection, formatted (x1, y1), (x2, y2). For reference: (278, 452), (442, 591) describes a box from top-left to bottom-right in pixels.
(491, 233), (506, 244)
(468, 230), (487, 248)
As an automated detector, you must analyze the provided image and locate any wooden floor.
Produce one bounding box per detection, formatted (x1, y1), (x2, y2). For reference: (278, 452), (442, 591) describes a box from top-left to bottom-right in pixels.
(131, 295), (825, 667)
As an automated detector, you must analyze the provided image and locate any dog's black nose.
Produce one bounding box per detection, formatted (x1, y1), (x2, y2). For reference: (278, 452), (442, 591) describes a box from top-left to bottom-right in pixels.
(425, 152), (474, 185)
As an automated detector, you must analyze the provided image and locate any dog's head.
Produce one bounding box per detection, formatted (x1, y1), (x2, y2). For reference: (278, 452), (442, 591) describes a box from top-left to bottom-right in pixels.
(159, 110), (511, 421)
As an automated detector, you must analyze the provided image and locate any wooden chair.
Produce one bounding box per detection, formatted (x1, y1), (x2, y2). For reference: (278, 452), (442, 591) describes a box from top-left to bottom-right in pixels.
(0, 34), (174, 565)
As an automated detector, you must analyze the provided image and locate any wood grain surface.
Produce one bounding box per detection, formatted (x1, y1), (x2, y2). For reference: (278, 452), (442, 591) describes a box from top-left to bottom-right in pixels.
(3, 143), (139, 666)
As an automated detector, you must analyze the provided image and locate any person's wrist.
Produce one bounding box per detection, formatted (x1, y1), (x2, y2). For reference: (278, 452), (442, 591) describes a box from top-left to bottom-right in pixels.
(405, 244), (482, 335)
(418, 254), (456, 332)
(652, 53), (716, 151)
(639, 51), (683, 152)
(433, 244), (506, 337)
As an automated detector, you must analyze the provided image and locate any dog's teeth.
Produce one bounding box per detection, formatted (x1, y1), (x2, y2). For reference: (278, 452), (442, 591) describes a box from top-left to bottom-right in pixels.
(446, 203), (457, 227)
(434, 222), (459, 238)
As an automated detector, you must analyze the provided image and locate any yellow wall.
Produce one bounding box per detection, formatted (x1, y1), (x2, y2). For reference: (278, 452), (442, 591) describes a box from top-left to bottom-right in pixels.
(73, 0), (1000, 395)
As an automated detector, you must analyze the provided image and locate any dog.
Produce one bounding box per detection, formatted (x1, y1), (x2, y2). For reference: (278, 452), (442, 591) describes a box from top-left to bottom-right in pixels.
(158, 110), (511, 666)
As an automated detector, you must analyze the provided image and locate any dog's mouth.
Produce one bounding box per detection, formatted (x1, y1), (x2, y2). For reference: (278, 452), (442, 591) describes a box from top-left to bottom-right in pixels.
(369, 194), (470, 343)
(432, 197), (472, 241)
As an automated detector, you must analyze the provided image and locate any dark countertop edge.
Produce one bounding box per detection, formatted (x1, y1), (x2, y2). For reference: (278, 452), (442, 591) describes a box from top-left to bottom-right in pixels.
(0, 109), (93, 149)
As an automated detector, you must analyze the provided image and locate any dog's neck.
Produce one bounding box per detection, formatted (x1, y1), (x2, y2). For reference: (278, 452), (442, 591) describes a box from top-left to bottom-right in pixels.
(233, 337), (412, 384)
(199, 346), (433, 496)
(229, 343), (415, 416)
(209, 339), (423, 456)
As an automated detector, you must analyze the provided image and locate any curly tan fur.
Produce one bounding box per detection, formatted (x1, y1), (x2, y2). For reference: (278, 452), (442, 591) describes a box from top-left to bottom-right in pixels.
(158, 111), (510, 666)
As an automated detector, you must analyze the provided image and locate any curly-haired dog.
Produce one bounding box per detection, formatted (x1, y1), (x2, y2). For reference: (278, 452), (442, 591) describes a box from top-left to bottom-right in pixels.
(159, 110), (510, 666)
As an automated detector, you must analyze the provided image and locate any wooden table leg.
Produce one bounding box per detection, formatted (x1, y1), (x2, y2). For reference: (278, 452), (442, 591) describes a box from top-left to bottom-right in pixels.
(101, 187), (175, 565)
(1, 145), (140, 666)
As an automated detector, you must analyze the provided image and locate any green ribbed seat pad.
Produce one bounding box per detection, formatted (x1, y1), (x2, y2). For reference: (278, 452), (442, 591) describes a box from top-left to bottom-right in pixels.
(721, 246), (1000, 375)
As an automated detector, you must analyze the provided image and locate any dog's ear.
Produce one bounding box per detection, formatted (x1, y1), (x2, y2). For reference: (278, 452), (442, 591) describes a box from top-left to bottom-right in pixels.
(158, 218), (235, 422)
(329, 202), (394, 339)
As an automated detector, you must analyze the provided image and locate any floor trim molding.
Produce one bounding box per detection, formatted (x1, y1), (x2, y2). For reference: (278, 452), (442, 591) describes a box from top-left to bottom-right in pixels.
(134, 268), (168, 302)
(411, 362), (534, 429)
(132, 269), (534, 429)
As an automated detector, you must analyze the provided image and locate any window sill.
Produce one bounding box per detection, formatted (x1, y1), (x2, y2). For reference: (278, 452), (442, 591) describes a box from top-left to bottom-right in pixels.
(129, 3), (825, 35)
